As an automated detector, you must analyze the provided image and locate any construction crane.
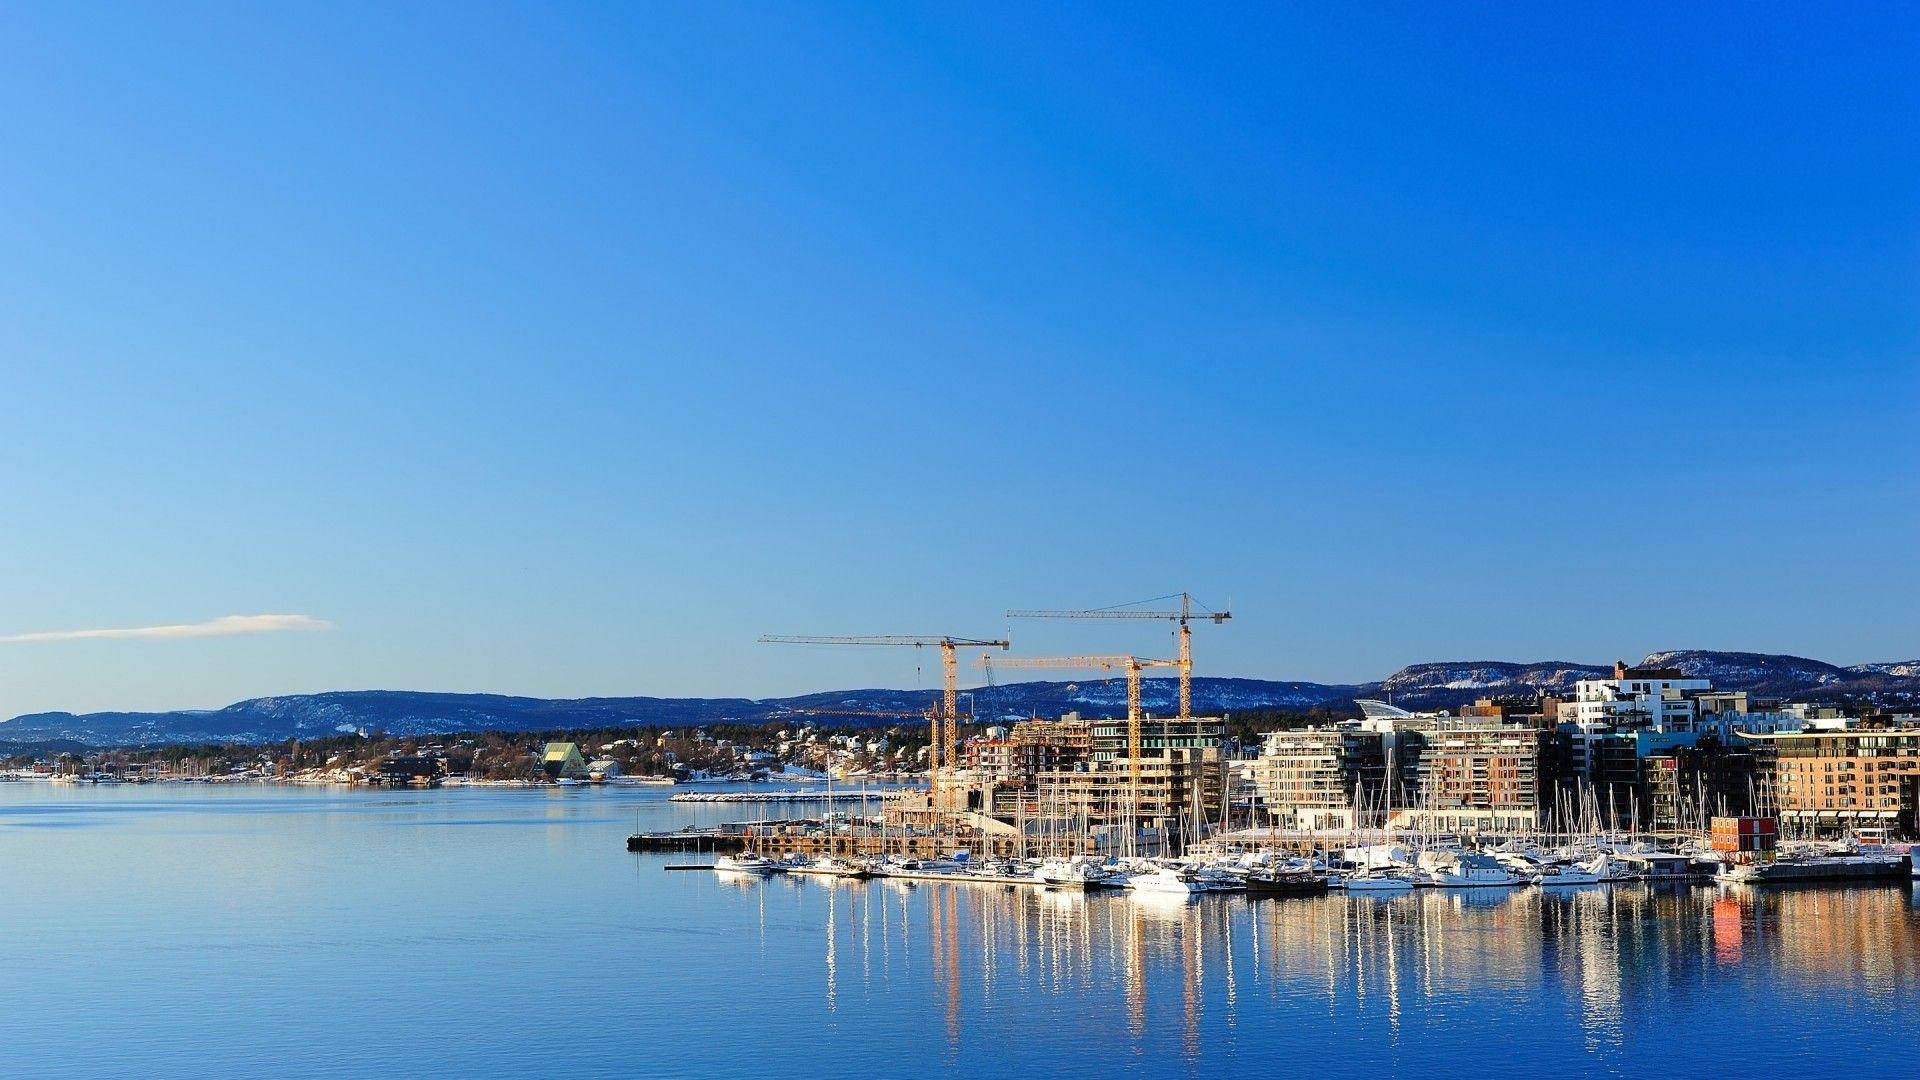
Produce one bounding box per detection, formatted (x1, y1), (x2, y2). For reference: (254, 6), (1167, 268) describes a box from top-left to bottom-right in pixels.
(978, 653), (1181, 845)
(757, 635), (1010, 809)
(1005, 592), (1231, 719)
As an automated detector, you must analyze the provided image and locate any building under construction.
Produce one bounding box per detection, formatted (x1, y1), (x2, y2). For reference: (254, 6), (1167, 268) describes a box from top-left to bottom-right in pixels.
(945, 713), (1229, 855)
(752, 592), (1236, 858)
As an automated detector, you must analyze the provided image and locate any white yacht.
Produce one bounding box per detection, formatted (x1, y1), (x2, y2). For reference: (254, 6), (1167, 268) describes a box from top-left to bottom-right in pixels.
(1534, 862), (1602, 887)
(1034, 856), (1118, 889)
(714, 853), (780, 875)
(1125, 866), (1206, 895)
(1423, 852), (1524, 888)
(1342, 869), (1418, 892)
(786, 855), (873, 879)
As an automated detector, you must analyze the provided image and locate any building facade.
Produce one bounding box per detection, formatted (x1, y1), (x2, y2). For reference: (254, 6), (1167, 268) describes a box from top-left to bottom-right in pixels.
(1249, 728), (1386, 831)
(1566, 662), (1713, 732)
(1751, 728), (1920, 835)
(1396, 725), (1549, 834)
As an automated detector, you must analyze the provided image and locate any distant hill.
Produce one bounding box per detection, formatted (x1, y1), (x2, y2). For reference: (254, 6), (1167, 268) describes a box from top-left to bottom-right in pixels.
(1640, 650), (1920, 701)
(4, 649), (1915, 747)
(0, 738), (91, 758)
(1850, 660), (1920, 678)
(1373, 661), (1612, 710)
(0, 679), (1366, 746)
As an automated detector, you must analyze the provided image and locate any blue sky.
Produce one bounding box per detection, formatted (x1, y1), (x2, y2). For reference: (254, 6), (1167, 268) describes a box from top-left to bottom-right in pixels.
(2, 4), (1916, 716)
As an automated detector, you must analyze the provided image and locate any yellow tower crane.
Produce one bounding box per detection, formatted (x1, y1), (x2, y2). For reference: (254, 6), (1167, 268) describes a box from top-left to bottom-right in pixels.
(976, 653), (1181, 850)
(758, 635), (1010, 811)
(1006, 592), (1231, 719)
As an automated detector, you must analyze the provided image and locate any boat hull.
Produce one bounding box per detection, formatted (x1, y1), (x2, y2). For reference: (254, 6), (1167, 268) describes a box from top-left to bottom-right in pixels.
(1241, 875), (1328, 897)
(1715, 858), (1908, 885)
(1343, 878), (1416, 892)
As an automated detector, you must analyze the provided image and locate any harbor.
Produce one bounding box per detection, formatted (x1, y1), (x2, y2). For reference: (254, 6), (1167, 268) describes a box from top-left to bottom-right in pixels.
(634, 808), (1920, 895)
(645, 630), (1920, 911)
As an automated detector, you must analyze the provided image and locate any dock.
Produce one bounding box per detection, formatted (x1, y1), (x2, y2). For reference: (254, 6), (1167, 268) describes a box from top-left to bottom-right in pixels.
(627, 829), (749, 853)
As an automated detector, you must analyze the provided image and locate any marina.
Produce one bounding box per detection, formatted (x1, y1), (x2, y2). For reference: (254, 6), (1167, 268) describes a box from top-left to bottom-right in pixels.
(638, 806), (1920, 898)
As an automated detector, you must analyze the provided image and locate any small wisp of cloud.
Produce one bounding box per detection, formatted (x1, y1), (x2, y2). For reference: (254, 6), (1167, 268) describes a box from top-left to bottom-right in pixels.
(0, 613), (335, 644)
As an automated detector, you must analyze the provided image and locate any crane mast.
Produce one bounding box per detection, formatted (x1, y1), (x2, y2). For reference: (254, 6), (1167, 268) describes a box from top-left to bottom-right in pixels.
(757, 634), (1009, 814)
(979, 653), (1180, 853)
(1005, 592), (1230, 720)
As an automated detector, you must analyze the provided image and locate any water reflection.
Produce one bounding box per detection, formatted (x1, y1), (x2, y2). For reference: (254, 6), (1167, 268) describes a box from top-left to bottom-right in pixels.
(765, 877), (1920, 1070)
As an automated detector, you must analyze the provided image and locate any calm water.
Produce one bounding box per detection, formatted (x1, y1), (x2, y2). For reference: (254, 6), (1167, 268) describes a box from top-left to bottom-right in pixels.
(4, 782), (1915, 1079)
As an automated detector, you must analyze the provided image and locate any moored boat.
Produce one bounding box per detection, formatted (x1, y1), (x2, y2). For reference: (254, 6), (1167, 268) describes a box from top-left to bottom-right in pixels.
(1035, 856), (1121, 890)
(714, 853), (780, 875)
(1342, 870), (1418, 892)
(1240, 870), (1329, 897)
(1534, 863), (1603, 887)
(1126, 866), (1206, 895)
(1714, 854), (1909, 885)
(1422, 852), (1524, 888)
(785, 855), (874, 879)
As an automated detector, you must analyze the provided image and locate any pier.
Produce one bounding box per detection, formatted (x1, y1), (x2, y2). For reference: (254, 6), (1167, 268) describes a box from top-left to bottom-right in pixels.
(626, 828), (749, 853)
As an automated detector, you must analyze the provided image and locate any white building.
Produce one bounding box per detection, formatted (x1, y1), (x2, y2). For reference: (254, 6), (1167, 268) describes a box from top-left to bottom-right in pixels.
(1565, 661), (1711, 732)
(1556, 662), (1711, 778)
(1781, 703), (1852, 730)
(1694, 691), (1803, 739)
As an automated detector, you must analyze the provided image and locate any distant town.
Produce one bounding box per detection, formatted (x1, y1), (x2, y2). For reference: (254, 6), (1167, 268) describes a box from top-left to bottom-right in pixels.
(0, 721), (920, 788)
(10, 657), (1919, 850)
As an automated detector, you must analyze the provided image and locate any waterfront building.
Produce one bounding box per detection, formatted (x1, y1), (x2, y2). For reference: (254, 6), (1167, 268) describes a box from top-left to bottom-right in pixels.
(1088, 714), (1224, 763)
(1092, 714), (1227, 846)
(1460, 695), (1563, 728)
(1353, 699), (1441, 800)
(541, 742), (589, 780)
(379, 755), (444, 786)
(1248, 728), (1386, 831)
(959, 714), (1093, 788)
(1644, 740), (1760, 831)
(942, 713), (1225, 853)
(1782, 703), (1853, 730)
(1011, 713), (1092, 770)
(959, 732), (1018, 779)
(1549, 664), (1802, 826)
(1695, 692), (1803, 740)
(1745, 727), (1920, 835)
(1396, 725), (1549, 834)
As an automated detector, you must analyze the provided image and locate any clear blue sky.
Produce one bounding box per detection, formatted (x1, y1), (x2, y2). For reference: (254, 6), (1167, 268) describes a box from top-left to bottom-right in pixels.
(2, 4), (1916, 716)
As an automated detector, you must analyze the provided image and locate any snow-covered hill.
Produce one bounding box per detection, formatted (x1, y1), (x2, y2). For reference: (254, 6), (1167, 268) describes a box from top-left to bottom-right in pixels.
(5, 649), (1915, 747)
(1850, 660), (1920, 678)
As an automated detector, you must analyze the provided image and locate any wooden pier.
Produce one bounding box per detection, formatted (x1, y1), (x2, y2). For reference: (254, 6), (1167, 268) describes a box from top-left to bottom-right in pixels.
(626, 829), (749, 853)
